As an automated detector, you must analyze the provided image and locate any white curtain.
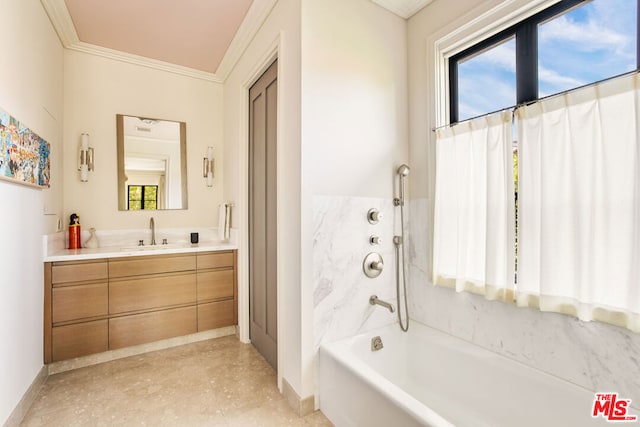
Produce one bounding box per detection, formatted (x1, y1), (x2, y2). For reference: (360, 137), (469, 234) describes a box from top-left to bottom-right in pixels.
(516, 73), (640, 332)
(433, 111), (515, 300)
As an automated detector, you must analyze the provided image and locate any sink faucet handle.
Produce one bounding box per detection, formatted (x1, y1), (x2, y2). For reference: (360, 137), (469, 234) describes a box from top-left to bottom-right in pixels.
(138, 240), (144, 246)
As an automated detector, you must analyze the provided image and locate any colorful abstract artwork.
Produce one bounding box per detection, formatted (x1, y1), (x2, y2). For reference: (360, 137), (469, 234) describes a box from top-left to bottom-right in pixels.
(0, 108), (50, 187)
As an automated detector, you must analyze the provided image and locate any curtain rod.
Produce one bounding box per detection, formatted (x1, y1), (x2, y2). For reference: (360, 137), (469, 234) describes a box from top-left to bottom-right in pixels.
(432, 69), (640, 133)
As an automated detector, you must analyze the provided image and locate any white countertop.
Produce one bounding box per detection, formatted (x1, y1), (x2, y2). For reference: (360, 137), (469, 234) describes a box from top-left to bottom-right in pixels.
(44, 241), (237, 262)
(43, 228), (238, 262)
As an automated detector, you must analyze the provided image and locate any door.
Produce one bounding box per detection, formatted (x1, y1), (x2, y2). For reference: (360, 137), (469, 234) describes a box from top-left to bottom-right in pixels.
(249, 60), (278, 370)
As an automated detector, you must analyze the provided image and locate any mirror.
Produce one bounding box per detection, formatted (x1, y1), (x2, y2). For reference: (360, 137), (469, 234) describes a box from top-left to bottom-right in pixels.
(117, 114), (188, 210)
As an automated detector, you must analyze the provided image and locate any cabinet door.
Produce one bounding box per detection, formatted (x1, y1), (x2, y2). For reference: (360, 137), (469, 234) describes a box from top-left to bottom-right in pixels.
(109, 306), (197, 349)
(197, 300), (235, 331)
(109, 273), (196, 314)
(197, 269), (234, 302)
(52, 320), (108, 362)
(52, 283), (108, 323)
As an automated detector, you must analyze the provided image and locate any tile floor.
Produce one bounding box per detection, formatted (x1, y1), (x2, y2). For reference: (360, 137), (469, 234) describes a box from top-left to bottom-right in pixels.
(21, 336), (333, 426)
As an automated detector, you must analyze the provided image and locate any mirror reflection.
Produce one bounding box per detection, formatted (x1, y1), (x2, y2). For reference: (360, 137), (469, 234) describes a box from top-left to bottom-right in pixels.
(117, 114), (188, 210)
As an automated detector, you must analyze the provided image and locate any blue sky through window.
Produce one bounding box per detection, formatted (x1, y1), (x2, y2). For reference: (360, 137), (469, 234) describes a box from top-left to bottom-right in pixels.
(457, 0), (637, 122)
(539, 0), (637, 96)
(458, 38), (516, 121)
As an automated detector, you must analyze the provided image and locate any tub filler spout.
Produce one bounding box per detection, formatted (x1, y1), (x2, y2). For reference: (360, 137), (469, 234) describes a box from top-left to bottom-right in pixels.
(369, 295), (395, 313)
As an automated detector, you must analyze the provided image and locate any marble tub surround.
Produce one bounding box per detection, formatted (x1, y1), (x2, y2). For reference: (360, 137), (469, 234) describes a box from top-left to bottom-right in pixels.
(313, 195), (401, 347)
(406, 198), (640, 406)
(22, 336), (333, 427)
(43, 228), (238, 261)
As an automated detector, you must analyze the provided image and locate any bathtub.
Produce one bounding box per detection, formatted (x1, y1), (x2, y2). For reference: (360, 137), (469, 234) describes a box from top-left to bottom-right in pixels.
(319, 321), (612, 426)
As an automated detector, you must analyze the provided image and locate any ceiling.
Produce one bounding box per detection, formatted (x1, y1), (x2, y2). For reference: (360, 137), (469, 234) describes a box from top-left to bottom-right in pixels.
(371, 0), (433, 19)
(63, 0), (253, 75)
(41, 0), (433, 82)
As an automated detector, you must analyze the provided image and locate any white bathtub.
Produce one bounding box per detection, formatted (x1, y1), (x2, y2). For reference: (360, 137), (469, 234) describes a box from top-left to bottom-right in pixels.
(319, 321), (611, 426)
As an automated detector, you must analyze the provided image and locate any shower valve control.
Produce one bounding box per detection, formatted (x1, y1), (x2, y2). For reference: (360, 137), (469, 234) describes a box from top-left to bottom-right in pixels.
(369, 235), (382, 245)
(367, 209), (383, 224)
(370, 260), (383, 271)
(363, 252), (384, 278)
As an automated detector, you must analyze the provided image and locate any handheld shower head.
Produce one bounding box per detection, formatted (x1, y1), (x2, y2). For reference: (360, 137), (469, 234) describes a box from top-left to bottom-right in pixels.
(395, 164), (410, 207)
(397, 164), (410, 177)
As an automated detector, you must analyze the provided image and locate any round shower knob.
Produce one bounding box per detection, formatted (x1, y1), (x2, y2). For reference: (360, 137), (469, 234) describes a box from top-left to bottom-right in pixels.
(367, 209), (383, 224)
(363, 252), (384, 278)
(370, 235), (382, 245)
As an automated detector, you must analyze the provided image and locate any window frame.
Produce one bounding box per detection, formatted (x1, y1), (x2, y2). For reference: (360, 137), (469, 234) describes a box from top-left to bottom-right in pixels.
(448, 0), (640, 123)
(127, 184), (159, 210)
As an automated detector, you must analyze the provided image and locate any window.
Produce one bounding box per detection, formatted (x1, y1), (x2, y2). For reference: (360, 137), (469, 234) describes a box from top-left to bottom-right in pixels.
(454, 37), (516, 122)
(450, 0), (639, 123)
(437, 0), (640, 331)
(128, 185), (158, 210)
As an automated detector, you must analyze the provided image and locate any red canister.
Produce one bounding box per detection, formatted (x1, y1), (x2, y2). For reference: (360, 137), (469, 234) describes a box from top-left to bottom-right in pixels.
(68, 213), (82, 249)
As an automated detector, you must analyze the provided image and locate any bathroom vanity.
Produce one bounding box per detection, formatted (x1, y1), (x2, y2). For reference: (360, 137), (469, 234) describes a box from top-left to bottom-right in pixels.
(43, 248), (237, 363)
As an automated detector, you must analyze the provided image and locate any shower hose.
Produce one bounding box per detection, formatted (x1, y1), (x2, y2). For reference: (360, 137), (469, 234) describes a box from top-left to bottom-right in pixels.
(395, 201), (409, 332)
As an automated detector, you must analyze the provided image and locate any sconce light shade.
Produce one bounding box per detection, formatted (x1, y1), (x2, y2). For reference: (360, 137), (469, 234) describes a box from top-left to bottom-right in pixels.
(78, 133), (94, 182)
(203, 146), (215, 187)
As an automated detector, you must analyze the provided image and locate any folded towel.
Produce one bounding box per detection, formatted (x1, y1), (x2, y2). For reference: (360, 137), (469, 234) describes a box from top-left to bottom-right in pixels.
(218, 202), (231, 241)
(224, 204), (231, 240)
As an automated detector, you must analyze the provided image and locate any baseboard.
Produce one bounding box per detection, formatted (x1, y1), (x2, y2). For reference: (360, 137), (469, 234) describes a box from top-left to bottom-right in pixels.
(3, 366), (48, 427)
(48, 326), (236, 375)
(282, 377), (315, 417)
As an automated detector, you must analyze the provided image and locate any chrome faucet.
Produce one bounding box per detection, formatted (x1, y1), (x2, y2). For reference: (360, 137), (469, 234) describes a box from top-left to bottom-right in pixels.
(150, 217), (156, 246)
(369, 295), (395, 313)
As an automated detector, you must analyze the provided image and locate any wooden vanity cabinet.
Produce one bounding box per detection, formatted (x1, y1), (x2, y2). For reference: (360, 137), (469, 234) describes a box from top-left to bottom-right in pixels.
(108, 253), (198, 349)
(196, 251), (237, 331)
(45, 260), (109, 363)
(44, 250), (237, 363)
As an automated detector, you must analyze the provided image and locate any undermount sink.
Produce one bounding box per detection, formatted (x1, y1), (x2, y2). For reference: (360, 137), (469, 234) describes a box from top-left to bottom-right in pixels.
(120, 243), (183, 252)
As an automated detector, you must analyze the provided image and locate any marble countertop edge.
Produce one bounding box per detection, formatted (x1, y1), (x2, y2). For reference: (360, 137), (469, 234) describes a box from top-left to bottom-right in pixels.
(44, 241), (238, 262)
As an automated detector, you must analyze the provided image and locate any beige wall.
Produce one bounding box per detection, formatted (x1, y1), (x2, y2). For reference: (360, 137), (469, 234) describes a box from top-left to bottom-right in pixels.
(302, 0), (408, 198)
(300, 0), (408, 400)
(0, 0), (64, 423)
(63, 50), (224, 231)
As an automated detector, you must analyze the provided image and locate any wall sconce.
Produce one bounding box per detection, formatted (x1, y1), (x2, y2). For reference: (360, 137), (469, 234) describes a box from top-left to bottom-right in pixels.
(77, 133), (94, 182)
(203, 146), (215, 187)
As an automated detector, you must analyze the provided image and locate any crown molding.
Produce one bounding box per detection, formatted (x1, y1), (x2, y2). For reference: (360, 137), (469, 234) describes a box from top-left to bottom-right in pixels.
(215, 0), (278, 80)
(71, 41), (224, 83)
(40, 0), (78, 45)
(40, 0), (277, 83)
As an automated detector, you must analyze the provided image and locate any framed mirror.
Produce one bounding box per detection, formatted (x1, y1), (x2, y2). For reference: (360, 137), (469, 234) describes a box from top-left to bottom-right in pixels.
(116, 114), (188, 210)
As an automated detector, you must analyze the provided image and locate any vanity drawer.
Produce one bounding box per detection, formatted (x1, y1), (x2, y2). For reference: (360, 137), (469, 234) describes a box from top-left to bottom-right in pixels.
(197, 300), (235, 331)
(197, 269), (234, 302)
(197, 251), (234, 270)
(109, 306), (197, 349)
(109, 254), (195, 278)
(52, 283), (108, 323)
(52, 260), (108, 284)
(109, 272), (196, 314)
(52, 320), (108, 362)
